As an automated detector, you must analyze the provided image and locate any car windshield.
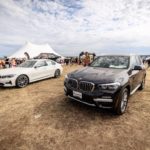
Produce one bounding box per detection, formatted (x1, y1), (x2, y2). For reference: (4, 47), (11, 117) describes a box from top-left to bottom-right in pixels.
(18, 61), (37, 68)
(90, 56), (129, 69)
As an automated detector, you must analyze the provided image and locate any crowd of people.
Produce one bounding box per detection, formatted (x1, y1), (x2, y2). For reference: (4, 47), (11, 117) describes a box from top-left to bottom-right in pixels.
(1, 53), (149, 70)
(64, 57), (78, 65)
(64, 52), (96, 66)
(79, 52), (96, 66)
(0, 57), (26, 69)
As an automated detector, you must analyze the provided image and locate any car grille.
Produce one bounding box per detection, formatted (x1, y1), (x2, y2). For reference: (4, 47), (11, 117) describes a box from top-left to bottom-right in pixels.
(79, 81), (95, 92)
(67, 78), (78, 89)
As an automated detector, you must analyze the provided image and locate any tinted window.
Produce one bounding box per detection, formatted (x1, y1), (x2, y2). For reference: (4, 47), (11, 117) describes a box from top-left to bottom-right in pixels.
(47, 60), (56, 65)
(35, 61), (47, 67)
(130, 56), (142, 68)
(130, 56), (137, 69)
(51, 61), (56, 65)
(90, 56), (129, 69)
(136, 56), (142, 65)
(19, 61), (37, 68)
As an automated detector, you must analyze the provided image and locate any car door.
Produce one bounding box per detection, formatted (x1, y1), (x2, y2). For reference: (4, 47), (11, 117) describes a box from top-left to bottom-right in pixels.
(46, 60), (56, 77)
(129, 56), (140, 91)
(32, 61), (49, 81)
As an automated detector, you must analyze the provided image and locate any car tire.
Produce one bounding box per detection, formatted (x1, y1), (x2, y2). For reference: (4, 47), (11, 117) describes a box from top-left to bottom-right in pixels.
(54, 69), (60, 78)
(113, 88), (129, 115)
(16, 75), (29, 88)
(139, 76), (146, 90)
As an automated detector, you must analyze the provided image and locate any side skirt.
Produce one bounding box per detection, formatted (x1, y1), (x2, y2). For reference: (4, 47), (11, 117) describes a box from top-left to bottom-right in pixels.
(30, 75), (52, 83)
(130, 84), (141, 95)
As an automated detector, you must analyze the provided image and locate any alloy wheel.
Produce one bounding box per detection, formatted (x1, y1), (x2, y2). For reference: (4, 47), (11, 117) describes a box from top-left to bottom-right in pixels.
(120, 90), (128, 113)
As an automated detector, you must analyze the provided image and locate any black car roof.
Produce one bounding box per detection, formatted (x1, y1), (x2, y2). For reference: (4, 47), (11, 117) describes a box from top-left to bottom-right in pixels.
(98, 54), (139, 56)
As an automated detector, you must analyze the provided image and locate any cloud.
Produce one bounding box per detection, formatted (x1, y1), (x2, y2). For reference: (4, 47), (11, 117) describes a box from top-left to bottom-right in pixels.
(0, 0), (150, 56)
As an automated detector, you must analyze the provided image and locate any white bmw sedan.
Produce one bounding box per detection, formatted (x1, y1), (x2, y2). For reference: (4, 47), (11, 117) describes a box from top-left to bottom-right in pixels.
(0, 59), (63, 88)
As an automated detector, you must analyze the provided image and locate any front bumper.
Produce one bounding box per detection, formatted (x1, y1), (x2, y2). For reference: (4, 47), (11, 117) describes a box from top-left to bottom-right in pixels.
(0, 78), (16, 87)
(64, 86), (119, 108)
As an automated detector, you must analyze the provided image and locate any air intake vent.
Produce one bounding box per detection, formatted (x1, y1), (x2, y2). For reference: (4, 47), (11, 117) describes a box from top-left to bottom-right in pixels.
(67, 78), (78, 89)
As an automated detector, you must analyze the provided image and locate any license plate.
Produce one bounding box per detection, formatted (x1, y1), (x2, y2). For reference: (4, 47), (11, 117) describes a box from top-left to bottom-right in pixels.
(73, 91), (82, 99)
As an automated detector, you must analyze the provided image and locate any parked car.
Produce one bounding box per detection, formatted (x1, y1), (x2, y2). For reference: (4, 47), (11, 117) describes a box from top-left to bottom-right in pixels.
(64, 54), (146, 115)
(34, 53), (61, 61)
(0, 59), (63, 88)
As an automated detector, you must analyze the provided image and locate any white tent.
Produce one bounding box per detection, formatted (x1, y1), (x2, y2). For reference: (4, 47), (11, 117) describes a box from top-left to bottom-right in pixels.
(9, 42), (62, 58)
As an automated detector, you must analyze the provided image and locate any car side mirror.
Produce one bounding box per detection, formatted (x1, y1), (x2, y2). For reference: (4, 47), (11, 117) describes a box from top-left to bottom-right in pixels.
(134, 65), (142, 70)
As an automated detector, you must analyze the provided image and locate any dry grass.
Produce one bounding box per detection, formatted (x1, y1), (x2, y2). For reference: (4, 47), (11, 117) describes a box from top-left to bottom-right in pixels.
(0, 65), (150, 150)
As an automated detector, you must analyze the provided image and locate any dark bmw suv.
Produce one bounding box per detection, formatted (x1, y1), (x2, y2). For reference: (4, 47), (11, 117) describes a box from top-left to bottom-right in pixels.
(64, 55), (146, 115)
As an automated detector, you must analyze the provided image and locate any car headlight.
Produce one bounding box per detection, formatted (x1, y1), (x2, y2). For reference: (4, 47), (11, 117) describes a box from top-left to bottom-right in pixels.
(0, 74), (16, 78)
(98, 82), (120, 90)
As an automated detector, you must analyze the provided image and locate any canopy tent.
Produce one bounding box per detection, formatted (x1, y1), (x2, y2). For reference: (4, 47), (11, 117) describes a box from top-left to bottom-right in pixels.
(9, 42), (63, 59)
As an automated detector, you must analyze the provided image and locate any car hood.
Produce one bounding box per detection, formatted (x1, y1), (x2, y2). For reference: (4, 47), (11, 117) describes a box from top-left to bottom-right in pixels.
(0, 67), (32, 75)
(69, 67), (127, 84)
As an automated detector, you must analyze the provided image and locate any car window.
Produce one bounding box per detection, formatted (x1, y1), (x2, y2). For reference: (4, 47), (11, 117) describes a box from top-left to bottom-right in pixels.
(19, 61), (37, 68)
(46, 60), (52, 66)
(46, 60), (56, 65)
(51, 61), (56, 65)
(35, 61), (47, 67)
(136, 56), (142, 66)
(130, 56), (138, 68)
(90, 56), (129, 69)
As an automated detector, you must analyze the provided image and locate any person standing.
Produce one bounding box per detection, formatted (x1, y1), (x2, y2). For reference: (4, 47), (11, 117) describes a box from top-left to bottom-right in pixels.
(0, 59), (3, 69)
(148, 59), (150, 67)
(84, 52), (90, 66)
(5, 58), (10, 68)
(11, 58), (17, 67)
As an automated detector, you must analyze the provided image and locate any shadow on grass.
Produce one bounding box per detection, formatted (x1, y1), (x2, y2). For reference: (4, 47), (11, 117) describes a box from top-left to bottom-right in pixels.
(33, 95), (119, 130)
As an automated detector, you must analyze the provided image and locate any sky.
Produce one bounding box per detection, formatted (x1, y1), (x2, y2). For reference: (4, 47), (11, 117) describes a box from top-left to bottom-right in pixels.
(0, 0), (150, 57)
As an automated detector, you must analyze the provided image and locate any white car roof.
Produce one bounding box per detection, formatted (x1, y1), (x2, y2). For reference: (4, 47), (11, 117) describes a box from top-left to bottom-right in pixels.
(26, 59), (58, 64)
(27, 59), (51, 62)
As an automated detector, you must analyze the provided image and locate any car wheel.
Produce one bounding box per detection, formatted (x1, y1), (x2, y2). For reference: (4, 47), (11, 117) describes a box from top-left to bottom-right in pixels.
(54, 69), (60, 78)
(16, 75), (29, 88)
(139, 77), (145, 90)
(114, 88), (129, 115)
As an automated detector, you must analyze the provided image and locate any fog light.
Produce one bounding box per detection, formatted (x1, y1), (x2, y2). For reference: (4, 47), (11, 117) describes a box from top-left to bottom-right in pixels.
(93, 98), (113, 102)
(5, 81), (12, 85)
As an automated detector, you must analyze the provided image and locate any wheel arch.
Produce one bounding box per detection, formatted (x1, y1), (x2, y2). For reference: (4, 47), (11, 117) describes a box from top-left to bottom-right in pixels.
(15, 74), (30, 85)
(113, 86), (130, 115)
(125, 85), (130, 96)
(54, 69), (61, 78)
(120, 83), (131, 96)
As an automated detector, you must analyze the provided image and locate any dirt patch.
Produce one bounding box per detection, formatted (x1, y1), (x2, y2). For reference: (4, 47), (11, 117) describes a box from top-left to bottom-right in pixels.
(0, 65), (150, 150)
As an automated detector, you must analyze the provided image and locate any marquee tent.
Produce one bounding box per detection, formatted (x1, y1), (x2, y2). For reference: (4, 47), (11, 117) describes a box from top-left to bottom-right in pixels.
(9, 42), (62, 59)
